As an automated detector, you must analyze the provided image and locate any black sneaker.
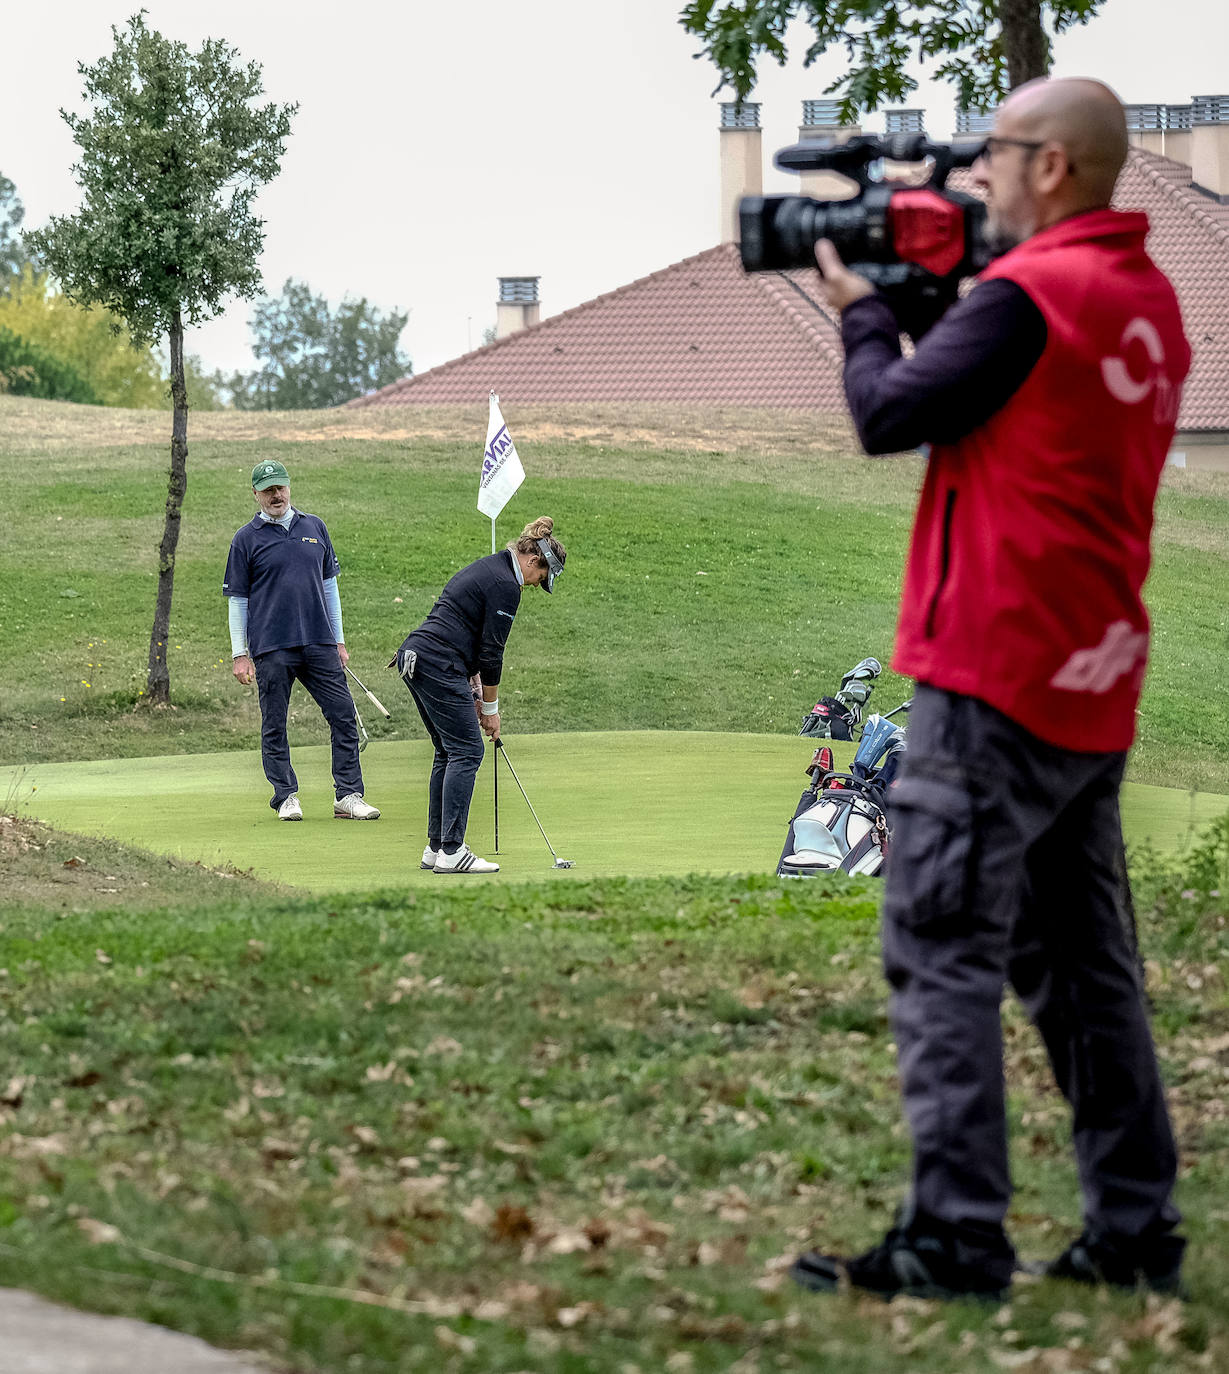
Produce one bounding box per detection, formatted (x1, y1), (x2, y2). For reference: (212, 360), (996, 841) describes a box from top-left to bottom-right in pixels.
(791, 1221), (1013, 1302)
(1041, 1230), (1186, 1297)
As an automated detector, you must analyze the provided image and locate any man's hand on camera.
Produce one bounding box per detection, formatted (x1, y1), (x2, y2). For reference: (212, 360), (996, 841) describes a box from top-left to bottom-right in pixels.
(815, 239), (875, 312)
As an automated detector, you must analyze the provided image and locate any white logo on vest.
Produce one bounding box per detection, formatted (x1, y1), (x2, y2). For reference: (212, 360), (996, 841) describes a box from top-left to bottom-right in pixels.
(1050, 619), (1148, 694)
(1100, 317), (1178, 425)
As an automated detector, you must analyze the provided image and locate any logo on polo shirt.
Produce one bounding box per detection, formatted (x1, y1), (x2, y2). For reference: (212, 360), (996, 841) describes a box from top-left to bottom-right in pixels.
(301, 537), (318, 543)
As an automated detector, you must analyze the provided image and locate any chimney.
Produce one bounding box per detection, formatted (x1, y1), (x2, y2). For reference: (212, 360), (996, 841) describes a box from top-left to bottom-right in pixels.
(1162, 104), (1192, 166)
(495, 277), (540, 340)
(881, 109), (927, 180)
(798, 99), (861, 200)
(884, 108), (925, 135)
(1124, 104), (1166, 156)
(1191, 95), (1229, 200)
(719, 101), (762, 244)
(1124, 103), (1192, 162)
(952, 106), (996, 144)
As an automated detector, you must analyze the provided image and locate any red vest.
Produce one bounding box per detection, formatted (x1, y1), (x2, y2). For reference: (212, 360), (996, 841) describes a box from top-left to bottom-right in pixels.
(892, 210), (1190, 752)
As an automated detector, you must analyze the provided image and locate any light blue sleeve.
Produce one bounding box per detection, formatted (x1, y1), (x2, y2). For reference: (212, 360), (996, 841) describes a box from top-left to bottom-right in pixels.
(228, 596), (249, 657)
(323, 575), (343, 643)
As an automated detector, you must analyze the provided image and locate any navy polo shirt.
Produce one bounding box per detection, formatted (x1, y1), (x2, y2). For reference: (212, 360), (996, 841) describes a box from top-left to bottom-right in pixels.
(223, 511), (340, 656)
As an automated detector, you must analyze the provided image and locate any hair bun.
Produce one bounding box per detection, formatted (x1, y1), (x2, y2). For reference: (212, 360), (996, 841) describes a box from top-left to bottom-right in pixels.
(525, 516), (553, 540)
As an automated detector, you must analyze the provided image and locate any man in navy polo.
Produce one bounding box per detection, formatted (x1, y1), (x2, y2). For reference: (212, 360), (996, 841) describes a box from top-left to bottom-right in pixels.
(225, 460), (380, 821)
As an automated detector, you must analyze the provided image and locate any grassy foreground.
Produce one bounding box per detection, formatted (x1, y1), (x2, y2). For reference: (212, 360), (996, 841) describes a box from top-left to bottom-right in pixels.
(2, 817), (1228, 1373)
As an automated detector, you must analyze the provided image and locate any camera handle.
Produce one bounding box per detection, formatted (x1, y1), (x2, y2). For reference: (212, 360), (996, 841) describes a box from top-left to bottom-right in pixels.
(774, 133), (981, 192)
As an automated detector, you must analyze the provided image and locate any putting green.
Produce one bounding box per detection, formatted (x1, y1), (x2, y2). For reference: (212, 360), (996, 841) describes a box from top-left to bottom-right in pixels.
(2, 731), (1225, 892)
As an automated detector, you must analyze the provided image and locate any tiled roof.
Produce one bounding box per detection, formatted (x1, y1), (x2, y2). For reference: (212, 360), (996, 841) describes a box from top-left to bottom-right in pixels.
(347, 244), (846, 411)
(1112, 150), (1229, 431)
(354, 149), (1229, 431)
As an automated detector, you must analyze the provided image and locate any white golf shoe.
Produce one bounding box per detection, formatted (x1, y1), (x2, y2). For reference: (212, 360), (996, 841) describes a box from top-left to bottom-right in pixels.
(433, 843), (499, 874)
(277, 795), (303, 821)
(421, 845), (438, 870)
(334, 793), (381, 820)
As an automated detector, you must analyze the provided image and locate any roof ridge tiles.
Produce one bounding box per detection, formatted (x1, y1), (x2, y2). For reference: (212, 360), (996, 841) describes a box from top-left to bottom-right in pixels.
(1127, 148), (1229, 249)
(747, 271), (844, 366)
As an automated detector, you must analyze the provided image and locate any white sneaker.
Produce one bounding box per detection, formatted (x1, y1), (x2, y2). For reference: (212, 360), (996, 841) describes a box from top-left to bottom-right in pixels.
(334, 793), (380, 820)
(277, 795), (303, 821)
(421, 845), (438, 870)
(433, 843), (499, 874)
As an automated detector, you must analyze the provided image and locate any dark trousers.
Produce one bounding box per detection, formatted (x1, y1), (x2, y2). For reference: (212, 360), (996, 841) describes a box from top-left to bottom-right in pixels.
(402, 664), (485, 850)
(882, 685), (1181, 1262)
(253, 645), (363, 808)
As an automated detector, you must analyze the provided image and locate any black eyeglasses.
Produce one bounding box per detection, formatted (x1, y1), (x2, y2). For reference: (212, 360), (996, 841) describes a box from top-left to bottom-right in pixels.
(975, 136), (1046, 164)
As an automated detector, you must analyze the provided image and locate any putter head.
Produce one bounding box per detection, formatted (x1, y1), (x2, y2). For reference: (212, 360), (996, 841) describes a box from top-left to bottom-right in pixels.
(553, 858), (575, 869)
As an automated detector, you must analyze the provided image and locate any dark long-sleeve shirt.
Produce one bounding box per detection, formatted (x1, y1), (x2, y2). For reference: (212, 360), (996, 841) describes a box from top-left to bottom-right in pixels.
(401, 550), (522, 685)
(840, 279), (1048, 455)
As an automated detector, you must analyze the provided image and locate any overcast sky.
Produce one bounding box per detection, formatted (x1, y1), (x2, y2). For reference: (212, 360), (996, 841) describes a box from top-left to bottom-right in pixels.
(4, 0), (1227, 384)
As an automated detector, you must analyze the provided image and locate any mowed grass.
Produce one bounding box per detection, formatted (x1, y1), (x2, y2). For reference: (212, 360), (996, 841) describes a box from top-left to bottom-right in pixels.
(3, 399), (1229, 1372)
(2, 396), (1228, 793)
(1, 832), (1228, 1374)
(3, 732), (1227, 891)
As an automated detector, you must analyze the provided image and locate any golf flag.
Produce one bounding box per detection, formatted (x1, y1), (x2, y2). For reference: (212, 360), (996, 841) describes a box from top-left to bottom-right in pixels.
(478, 391), (525, 519)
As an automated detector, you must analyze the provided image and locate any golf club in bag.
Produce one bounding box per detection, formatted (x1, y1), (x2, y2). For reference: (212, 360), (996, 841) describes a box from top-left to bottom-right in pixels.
(493, 739), (574, 869)
(779, 658), (911, 878)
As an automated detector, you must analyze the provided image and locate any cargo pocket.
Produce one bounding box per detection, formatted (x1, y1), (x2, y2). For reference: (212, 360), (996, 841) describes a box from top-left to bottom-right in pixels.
(884, 771), (975, 935)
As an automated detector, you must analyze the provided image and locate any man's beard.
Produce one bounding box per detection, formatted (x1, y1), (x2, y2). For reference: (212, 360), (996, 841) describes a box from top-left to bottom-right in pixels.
(983, 209), (1032, 260)
(984, 222), (1026, 259)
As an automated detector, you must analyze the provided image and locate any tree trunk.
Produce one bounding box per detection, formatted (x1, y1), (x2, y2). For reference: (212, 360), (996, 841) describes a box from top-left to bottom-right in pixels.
(999, 0), (1050, 88)
(146, 309), (188, 706)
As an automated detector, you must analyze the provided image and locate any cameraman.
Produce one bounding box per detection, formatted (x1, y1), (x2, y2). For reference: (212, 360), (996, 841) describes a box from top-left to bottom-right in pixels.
(791, 78), (1191, 1301)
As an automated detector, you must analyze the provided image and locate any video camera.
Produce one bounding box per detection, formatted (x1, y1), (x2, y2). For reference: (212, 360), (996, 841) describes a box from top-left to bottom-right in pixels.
(738, 133), (991, 334)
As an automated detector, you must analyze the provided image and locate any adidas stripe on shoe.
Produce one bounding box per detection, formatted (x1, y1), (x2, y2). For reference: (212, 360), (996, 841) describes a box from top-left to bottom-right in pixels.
(433, 844), (499, 874)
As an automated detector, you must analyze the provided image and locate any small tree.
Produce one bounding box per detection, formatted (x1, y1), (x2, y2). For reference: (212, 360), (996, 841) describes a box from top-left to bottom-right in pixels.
(1, 172), (32, 288)
(231, 277), (410, 410)
(27, 12), (295, 705)
(679, 0), (1106, 119)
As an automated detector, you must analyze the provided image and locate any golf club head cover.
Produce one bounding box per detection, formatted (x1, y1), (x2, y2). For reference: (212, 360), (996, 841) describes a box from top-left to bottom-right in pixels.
(834, 657), (883, 720)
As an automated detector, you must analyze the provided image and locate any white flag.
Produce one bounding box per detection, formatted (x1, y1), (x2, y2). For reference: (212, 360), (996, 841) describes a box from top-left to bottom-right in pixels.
(477, 391), (525, 519)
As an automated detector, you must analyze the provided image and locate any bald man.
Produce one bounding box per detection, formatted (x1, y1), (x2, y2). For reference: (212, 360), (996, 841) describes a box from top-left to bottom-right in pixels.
(792, 79), (1190, 1302)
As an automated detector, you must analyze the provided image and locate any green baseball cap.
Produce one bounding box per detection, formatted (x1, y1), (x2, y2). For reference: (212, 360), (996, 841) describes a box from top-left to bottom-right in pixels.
(251, 459), (290, 490)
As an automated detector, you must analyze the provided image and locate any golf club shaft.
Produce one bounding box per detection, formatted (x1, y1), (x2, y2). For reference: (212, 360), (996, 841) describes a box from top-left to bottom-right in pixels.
(495, 741), (561, 862)
(344, 664), (391, 718)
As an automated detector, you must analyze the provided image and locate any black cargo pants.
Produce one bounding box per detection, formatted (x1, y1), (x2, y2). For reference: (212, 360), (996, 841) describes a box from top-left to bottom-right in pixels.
(882, 685), (1181, 1262)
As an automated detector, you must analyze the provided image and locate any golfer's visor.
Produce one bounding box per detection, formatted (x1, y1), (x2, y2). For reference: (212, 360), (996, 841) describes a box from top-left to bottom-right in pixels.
(536, 538), (565, 593)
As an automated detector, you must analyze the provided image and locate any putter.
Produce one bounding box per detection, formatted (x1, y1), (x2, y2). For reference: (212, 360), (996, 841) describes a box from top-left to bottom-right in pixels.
(354, 704), (370, 753)
(344, 664), (392, 718)
(493, 736), (500, 853)
(494, 739), (574, 869)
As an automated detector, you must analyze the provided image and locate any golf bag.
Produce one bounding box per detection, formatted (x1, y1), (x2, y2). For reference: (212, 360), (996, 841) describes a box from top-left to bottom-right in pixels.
(778, 693), (910, 879)
(798, 658), (882, 741)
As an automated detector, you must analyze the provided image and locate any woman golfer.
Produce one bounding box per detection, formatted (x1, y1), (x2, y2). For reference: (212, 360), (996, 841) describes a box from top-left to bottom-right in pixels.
(394, 516), (566, 874)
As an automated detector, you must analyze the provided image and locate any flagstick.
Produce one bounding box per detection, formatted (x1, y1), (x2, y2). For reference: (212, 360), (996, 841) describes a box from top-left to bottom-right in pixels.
(491, 515), (496, 555)
(493, 739), (500, 853)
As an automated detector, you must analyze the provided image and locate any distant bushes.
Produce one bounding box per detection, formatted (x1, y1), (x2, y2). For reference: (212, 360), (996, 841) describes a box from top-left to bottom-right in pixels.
(0, 324), (99, 403)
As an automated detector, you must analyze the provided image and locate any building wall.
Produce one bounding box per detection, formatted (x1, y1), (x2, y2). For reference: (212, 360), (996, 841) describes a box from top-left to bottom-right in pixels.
(1168, 432), (1229, 472)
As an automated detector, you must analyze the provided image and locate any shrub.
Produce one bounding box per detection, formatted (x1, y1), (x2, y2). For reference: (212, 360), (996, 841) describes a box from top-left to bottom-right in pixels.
(0, 324), (99, 403)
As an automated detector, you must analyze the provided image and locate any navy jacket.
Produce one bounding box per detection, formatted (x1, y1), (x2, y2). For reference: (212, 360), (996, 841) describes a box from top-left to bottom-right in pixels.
(401, 551), (522, 684)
